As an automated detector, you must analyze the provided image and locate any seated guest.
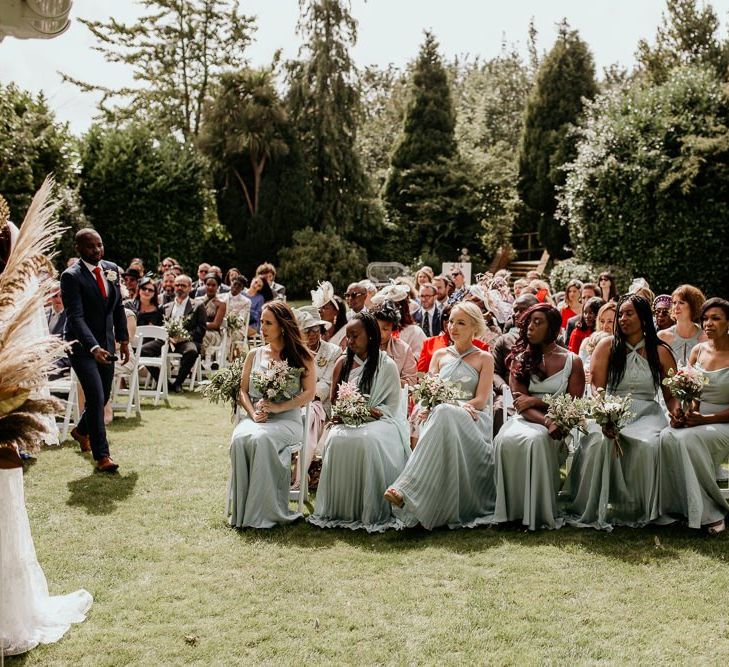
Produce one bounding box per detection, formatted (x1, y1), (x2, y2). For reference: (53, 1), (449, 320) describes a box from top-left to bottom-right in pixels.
(372, 300), (417, 388)
(123, 267), (142, 304)
(658, 284), (707, 365)
(559, 279), (583, 331)
(222, 275), (252, 357)
(448, 268), (469, 304)
(361, 279), (377, 310)
(308, 313), (410, 532)
(256, 262), (285, 300)
(598, 271), (619, 302)
(224, 267), (241, 288)
(653, 294), (673, 332)
(344, 281), (368, 319)
(228, 302), (315, 528)
(568, 296), (605, 354)
(245, 276), (266, 335)
(491, 304), (585, 530)
(209, 265), (230, 293)
(414, 266), (435, 289)
(134, 277), (164, 327)
(385, 302), (496, 530)
(198, 272), (227, 358)
(163, 274), (207, 392)
(659, 298), (729, 534)
(312, 281), (348, 347)
(157, 256), (175, 276)
(433, 274), (454, 310)
(417, 282), (441, 337)
(492, 294), (538, 435)
(295, 306), (342, 487)
(192, 262), (210, 295)
(158, 270), (176, 305)
(418, 305), (489, 373)
(45, 281), (70, 379)
(513, 278), (529, 298)
(566, 295), (676, 530)
(577, 302), (616, 384)
(372, 284), (426, 360)
(564, 282), (600, 345)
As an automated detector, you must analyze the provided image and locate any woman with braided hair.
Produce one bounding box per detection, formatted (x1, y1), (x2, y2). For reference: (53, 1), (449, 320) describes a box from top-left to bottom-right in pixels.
(566, 294), (677, 530)
(491, 304), (585, 530)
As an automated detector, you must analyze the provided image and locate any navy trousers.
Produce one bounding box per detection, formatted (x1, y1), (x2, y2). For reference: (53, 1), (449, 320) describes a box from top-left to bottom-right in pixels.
(69, 350), (114, 461)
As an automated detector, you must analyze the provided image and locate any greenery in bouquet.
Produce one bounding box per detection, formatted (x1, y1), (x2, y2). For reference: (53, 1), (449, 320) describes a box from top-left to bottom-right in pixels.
(410, 373), (465, 409)
(662, 365), (709, 411)
(588, 388), (635, 457)
(165, 315), (191, 342)
(250, 359), (303, 403)
(543, 393), (592, 449)
(225, 311), (245, 333)
(201, 356), (245, 414)
(331, 381), (371, 426)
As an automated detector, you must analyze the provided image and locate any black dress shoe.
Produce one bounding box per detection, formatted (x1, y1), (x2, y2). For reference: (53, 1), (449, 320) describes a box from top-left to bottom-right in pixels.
(171, 383), (184, 393)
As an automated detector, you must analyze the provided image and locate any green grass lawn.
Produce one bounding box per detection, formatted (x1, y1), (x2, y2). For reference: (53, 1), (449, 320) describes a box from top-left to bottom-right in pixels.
(10, 393), (729, 665)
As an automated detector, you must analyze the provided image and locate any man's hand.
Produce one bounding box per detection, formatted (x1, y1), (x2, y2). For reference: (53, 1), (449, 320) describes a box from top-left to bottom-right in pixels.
(92, 348), (112, 364)
(119, 341), (130, 365)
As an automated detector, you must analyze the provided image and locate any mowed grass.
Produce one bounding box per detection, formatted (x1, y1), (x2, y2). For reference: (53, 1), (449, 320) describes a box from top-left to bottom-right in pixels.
(10, 393), (729, 665)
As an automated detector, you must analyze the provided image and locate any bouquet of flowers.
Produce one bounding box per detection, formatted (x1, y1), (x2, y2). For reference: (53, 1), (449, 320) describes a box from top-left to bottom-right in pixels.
(410, 374), (465, 409)
(331, 381), (370, 426)
(250, 359), (303, 404)
(225, 311), (245, 333)
(588, 388), (635, 457)
(165, 316), (191, 342)
(201, 356), (245, 414)
(662, 365), (709, 413)
(543, 393), (592, 449)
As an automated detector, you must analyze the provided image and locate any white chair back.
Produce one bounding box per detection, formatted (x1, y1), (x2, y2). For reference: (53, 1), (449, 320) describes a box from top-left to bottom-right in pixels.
(400, 384), (409, 419)
(137, 325), (171, 406)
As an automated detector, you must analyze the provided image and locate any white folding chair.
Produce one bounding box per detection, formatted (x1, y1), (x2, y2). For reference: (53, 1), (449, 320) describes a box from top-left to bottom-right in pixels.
(289, 404), (310, 511)
(200, 328), (229, 379)
(502, 385), (514, 426)
(167, 350), (201, 391)
(110, 338), (142, 418)
(399, 384), (409, 419)
(136, 325), (171, 406)
(48, 368), (80, 442)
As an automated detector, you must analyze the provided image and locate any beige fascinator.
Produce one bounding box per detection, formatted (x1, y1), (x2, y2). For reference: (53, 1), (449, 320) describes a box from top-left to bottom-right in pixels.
(370, 283), (409, 306)
(295, 305), (332, 331)
(311, 281), (338, 310)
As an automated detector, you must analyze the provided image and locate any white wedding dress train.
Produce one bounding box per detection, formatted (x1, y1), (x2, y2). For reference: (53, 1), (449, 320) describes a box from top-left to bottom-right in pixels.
(0, 467), (92, 656)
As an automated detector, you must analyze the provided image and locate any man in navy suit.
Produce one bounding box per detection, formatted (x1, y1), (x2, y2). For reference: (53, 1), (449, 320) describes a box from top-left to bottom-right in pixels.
(61, 229), (129, 472)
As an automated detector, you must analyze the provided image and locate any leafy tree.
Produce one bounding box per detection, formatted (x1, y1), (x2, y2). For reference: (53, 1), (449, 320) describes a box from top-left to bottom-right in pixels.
(636, 0), (729, 84)
(63, 0), (255, 139)
(199, 68), (289, 217)
(278, 226), (367, 297)
(560, 66), (729, 298)
(286, 0), (382, 253)
(384, 32), (482, 265)
(79, 123), (213, 271)
(516, 21), (597, 258)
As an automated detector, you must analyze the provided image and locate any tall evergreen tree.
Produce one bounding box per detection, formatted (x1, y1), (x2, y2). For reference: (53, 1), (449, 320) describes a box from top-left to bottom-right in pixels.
(286, 0), (381, 255)
(384, 32), (481, 265)
(516, 21), (597, 258)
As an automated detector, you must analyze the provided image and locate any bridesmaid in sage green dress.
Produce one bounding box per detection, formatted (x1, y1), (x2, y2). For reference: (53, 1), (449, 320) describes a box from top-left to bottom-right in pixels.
(227, 302), (315, 529)
(566, 295), (677, 530)
(491, 304), (585, 531)
(384, 301), (495, 530)
(309, 313), (410, 533)
(659, 297), (729, 534)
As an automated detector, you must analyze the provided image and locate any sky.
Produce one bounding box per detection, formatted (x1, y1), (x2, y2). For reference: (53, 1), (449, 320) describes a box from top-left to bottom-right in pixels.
(2, 0), (729, 135)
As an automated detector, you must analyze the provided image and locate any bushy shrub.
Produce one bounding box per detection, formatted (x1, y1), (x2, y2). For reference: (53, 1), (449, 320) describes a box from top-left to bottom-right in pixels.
(549, 258), (597, 292)
(278, 227), (368, 297)
(560, 66), (729, 297)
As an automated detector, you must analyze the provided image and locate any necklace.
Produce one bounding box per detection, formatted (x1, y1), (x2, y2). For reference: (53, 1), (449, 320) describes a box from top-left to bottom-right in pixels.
(542, 342), (559, 356)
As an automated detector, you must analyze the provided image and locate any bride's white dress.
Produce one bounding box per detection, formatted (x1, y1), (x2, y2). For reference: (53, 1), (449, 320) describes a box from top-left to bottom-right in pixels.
(0, 468), (92, 656)
(0, 221), (90, 656)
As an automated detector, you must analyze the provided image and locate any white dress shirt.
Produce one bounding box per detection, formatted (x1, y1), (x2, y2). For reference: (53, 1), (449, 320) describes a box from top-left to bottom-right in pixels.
(171, 297), (190, 320)
(82, 259), (109, 295)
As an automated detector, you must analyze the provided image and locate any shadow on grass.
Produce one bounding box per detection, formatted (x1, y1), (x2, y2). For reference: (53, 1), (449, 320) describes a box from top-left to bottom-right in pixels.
(66, 471), (139, 515)
(230, 511), (729, 565)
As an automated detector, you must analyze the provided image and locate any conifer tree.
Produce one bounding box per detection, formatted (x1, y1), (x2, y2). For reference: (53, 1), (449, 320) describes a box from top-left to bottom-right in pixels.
(516, 21), (597, 258)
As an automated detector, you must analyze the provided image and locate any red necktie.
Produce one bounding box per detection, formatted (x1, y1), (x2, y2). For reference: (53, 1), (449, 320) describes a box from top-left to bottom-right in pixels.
(93, 266), (107, 298)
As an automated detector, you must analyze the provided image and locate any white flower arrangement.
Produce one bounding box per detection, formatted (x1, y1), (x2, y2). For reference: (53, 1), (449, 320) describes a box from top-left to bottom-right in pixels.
(588, 388), (635, 457)
(250, 359), (303, 405)
(662, 364), (709, 412)
(104, 269), (118, 282)
(410, 373), (465, 409)
(543, 393), (592, 449)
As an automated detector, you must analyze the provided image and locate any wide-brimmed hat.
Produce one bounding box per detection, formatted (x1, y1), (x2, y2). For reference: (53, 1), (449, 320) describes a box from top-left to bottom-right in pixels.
(371, 283), (409, 305)
(295, 305), (332, 331)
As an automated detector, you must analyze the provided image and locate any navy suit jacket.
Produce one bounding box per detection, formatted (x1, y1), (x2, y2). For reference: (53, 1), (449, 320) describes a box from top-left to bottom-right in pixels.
(60, 259), (129, 354)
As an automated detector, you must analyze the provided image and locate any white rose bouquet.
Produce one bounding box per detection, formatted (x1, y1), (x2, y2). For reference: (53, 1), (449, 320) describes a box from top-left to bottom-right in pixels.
(588, 388), (635, 457)
(543, 393), (592, 449)
(225, 311), (245, 333)
(331, 381), (371, 426)
(164, 316), (191, 342)
(410, 374), (465, 409)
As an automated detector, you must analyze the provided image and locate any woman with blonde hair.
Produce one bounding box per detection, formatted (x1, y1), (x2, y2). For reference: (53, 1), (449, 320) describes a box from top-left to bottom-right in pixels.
(385, 301), (496, 529)
(414, 266), (435, 288)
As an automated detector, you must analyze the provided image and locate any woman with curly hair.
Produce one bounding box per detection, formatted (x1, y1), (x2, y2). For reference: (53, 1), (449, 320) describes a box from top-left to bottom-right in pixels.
(491, 304), (585, 530)
(658, 284), (707, 365)
(566, 295), (677, 530)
